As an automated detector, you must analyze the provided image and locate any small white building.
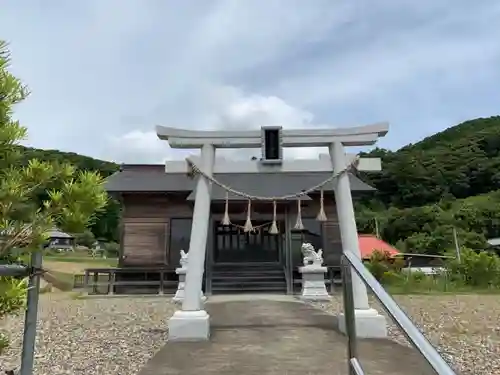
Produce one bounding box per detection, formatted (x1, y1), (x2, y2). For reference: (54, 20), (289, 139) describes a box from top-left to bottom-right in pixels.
(47, 228), (75, 251)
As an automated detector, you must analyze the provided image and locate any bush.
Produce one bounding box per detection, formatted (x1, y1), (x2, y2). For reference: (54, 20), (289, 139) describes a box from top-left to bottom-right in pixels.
(74, 230), (96, 249)
(446, 247), (500, 288)
(380, 270), (406, 285)
(364, 249), (404, 281)
(104, 242), (120, 258)
(365, 246), (500, 293)
(0, 276), (28, 355)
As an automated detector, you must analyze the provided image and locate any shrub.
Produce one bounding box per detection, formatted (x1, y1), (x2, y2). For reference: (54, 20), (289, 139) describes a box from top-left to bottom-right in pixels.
(380, 270), (406, 285)
(104, 242), (120, 258)
(0, 276), (28, 355)
(365, 245), (500, 293)
(446, 247), (500, 288)
(74, 230), (96, 249)
(365, 249), (402, 281)
(0, 277), (28, 317)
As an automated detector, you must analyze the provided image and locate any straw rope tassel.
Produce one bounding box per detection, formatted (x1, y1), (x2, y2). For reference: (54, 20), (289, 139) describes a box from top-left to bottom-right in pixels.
(269, 200), (279, 234)
(316, 189), (328, 222)
(222, 192), (231, 225)
(294, 198), (305, 230)
(243, 199), (254, 232)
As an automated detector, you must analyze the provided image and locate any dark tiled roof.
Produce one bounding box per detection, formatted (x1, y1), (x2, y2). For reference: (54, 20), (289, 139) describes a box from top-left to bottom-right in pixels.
(105, 164), (375, 197)
(48, 229), (73, 239)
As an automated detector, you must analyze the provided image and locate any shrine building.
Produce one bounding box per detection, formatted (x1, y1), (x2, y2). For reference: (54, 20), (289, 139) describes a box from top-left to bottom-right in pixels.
(105, 155), (376, 295)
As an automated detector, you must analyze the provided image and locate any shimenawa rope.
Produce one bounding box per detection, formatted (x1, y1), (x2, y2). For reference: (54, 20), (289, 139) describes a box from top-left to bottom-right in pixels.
(187, 155), (360, 233)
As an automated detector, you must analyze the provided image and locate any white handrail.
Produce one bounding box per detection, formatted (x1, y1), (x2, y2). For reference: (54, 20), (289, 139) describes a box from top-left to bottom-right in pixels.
(341, 250), (456, 375)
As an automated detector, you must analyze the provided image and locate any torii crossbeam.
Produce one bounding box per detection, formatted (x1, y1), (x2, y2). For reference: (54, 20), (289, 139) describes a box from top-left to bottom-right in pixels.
(156, 122), (388, 148)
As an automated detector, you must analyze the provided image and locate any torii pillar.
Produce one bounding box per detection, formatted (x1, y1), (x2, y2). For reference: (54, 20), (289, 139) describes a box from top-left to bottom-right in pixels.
(157, 123), (390, 341)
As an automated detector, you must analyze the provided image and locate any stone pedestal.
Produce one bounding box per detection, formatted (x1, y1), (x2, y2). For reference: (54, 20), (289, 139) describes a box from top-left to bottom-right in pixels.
(338, 308), (388, 338)
(298, 265), (330, 301)
(172, 267), (206, 304)
(168, 310), (210, 341)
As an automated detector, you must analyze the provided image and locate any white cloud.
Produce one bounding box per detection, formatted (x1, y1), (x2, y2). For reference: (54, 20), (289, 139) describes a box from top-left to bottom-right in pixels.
(108, 86), (324, 163)
(281, 22), (500, 108)
(1, 0), (500, 163)
(107, 130), (172, 164)
(208, 87), (313, 129)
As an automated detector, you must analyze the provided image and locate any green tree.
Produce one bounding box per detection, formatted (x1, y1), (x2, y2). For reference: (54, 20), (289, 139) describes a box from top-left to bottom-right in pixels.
(11, 144), (120, 243)
(74, 230), (96, 249)
(0, 40), (108, 352)
(359, 116), (500, 209)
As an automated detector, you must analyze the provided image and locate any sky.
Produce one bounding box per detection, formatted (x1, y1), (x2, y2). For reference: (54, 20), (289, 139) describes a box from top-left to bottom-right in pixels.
(1, 0), (500, 164)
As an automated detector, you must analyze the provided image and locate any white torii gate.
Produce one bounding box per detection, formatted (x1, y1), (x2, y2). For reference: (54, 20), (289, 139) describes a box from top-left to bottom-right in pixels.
(156, 123), (389, 341)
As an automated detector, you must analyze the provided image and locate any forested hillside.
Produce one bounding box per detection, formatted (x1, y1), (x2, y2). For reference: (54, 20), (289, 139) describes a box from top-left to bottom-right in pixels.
(17, 145), (121, 243)
(22, 116), (500, 255)
(356, 116), (500, 254)
(17, 146), (118, 177)
(359, 116), (500, 208)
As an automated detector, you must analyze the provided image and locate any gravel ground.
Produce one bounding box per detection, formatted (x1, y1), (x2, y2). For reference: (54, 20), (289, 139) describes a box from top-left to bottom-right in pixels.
(311, 293), (500, 375)
(2, 293), (499, 374)
(0, 294), (176, 375)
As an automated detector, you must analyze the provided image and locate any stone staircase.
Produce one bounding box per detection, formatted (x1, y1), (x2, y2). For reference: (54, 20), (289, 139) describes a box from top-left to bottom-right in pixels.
(210, 263), (287, 294)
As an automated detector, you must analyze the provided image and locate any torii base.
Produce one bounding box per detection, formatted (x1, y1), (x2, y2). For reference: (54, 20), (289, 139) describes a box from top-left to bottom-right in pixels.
(168, 310), (210, 342)
(337, 308), (388, 338)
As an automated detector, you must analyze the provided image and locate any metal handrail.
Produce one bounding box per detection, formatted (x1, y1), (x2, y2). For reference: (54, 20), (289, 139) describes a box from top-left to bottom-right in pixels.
(341, 250), (456, 375)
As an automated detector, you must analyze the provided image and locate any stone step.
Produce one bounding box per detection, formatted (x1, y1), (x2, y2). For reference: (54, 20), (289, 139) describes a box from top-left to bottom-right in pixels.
(212, 279), (286, 287)
(210, 264), (287, 294)
(212, 269), (284, 275)
(212, 265), (284, 272)
(212, 275), (284, 281)
(212, 262), (283, 267)
(211, 273), (285, 280)
(211, 285), (287, 294)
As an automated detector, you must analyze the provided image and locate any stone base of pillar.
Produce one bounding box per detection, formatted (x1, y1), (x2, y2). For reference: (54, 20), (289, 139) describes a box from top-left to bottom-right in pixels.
(298, 265), (330, 301)
(172, 268), (206, 304)
(168, 310), (210, 341)
(338, 308), (388, 338)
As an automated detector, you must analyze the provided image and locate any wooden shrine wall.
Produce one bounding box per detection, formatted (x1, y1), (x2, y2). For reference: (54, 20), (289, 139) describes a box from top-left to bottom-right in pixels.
(120, 193), (193, 267)
(288, 193), (343, 267)
(119, 192), (343, 268)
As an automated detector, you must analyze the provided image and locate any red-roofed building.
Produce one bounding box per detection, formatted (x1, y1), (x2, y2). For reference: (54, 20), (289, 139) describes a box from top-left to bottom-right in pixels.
(358, 234), (400, 259)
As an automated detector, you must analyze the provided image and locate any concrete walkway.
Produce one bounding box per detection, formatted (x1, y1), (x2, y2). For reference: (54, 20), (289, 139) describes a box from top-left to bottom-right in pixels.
(138, 296), (434, 375)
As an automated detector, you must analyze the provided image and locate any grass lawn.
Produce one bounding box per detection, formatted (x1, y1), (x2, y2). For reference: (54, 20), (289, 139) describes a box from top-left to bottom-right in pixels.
(385, 284), (500, 295)
(42, 259), (115, 275)
(13, 250), (118, 291)
(43, 270), (76, 291)
(41, 255), (117, 291)
(18, 251), (118, 269)
(44, 255), (117, 267)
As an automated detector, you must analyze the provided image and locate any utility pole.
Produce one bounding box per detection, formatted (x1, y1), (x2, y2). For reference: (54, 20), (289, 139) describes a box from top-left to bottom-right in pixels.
(452, 227), (461, 262)
(374, 217), (380, 238)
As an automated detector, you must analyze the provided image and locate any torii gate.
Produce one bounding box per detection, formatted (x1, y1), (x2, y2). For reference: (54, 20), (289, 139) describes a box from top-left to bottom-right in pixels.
(156, 123), (389, 341)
